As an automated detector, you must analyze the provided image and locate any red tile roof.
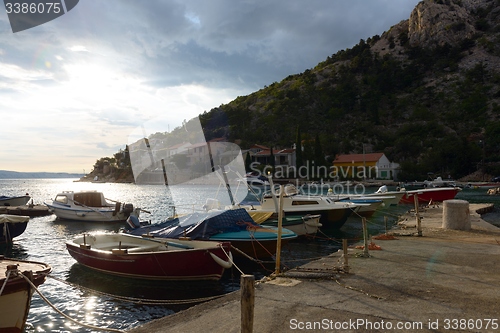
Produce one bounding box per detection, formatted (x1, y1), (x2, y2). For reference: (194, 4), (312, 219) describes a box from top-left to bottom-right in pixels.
(334, 153), (385, 163)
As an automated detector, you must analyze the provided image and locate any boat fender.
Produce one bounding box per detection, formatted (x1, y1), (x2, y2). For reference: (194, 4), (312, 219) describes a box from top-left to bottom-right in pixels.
(209, 251), (233, 269)
(126, 215), (141, 229)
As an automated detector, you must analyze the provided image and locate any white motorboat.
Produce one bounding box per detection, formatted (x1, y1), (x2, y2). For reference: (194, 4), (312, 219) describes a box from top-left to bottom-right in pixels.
(238, 172), (270, 186)
(242, 184), (359, 229)
(45, 191), (141, 222)
(359, 185), (405, 206)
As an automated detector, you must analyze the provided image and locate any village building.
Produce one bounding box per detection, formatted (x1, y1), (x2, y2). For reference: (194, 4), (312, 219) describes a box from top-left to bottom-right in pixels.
(245, 144), (296, 170)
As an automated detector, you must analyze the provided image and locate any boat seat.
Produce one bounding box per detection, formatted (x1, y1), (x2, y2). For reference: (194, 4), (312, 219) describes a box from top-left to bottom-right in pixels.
(96, 242), (165, 253)
(126, 244), (166, 253)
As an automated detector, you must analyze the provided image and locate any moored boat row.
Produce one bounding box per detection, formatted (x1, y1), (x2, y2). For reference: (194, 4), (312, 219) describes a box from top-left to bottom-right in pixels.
(0, 180), (466, 330)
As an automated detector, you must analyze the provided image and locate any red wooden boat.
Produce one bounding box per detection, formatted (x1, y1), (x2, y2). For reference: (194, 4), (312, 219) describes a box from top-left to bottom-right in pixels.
(399, 187), (461, 204)
(0, 256), (51, 333)
(66, 233), (232, 281)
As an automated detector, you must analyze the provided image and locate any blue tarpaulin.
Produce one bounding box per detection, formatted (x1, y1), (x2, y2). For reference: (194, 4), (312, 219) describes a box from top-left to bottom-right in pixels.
(127, 208), (261, 240)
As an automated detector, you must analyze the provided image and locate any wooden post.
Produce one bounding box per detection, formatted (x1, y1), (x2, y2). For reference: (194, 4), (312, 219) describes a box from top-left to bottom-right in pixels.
(275, 185), (284, 274)
(241, 274), (255, 333)
(414, 193), (422, 236)
(342, 239), (349, 272)
(362, 217), (369, 257)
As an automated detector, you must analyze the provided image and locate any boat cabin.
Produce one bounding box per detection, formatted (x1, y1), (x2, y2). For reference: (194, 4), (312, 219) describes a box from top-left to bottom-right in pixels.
(54, 191), (109, 207)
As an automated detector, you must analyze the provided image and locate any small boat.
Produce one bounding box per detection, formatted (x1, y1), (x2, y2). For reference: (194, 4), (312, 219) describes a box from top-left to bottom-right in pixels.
(0, 194), (31, 206)
(44, 191), (141, 222)
(399, 187), (462, 204)
(238, 172), (270, 186)
(361, 185), (405, 206)
(66, 233), (232, 281)
(402, 176), (458, 190)
(249, 211), (322, 236)
(127, 208), (298, 259)
(0, 256), (51, 332)
(0, 214), (29, 243)
(246, 184), (358, 229)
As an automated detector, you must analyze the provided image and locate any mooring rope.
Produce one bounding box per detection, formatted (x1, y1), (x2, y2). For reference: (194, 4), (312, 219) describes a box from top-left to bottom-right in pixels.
(19, 272), (125, 333)
(0, 269), (11, 296)
(45, 274), (226, 305)
(220, 245), (244, 275)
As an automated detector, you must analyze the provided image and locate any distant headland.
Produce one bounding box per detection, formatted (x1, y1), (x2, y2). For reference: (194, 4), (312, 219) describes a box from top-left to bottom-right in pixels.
(0, 170), (84, 179)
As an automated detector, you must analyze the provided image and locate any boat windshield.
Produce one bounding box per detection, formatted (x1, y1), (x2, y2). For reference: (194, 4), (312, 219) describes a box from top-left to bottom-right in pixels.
(54, 195), (68, 204)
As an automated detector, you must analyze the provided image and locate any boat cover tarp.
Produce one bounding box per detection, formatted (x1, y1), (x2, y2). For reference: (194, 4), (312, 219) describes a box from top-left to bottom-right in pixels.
(0, 214), (30, 223)
(127, 208), (263, 240)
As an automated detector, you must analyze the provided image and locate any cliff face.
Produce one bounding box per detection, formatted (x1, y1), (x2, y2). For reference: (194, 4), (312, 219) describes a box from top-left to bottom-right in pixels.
(408, 0), (478, 47)
(372, 0), (500, 71)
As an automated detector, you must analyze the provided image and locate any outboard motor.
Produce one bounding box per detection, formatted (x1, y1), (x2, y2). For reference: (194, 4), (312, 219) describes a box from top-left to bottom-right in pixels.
(376, 185), (388, 193)
(122, 203), (134, 215)
(126, 215), (141, 229)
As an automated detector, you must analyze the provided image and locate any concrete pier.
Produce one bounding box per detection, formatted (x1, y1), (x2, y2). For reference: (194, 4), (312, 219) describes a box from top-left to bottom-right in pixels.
(128, 203), (500, 333)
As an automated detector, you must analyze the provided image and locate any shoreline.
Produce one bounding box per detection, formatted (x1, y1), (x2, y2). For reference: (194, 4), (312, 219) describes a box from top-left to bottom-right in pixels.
(128, 202), (500, 333)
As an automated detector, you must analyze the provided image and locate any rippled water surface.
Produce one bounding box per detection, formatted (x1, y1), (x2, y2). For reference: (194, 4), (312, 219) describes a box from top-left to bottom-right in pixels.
(1, 179), (498, 332)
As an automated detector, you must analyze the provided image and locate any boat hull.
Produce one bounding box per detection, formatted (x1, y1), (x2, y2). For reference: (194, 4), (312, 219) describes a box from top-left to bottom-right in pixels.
(0, 195), (30, 207)
(0, 257), (51, 333)
(257, 192), (357, 229)
(339, 199), (383, 218)
(210, 227), (297, 259)
(260, 215), (322, 236)
(254, 206), (354, 229)
(66, 234), (231, 281)
(0, 215), (29, 243)
(399, 188), (461, 204)
(362, 192), (405, 206)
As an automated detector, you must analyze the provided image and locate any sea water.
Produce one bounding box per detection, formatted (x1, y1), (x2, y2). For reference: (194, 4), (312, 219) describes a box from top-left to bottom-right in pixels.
(0, 178), (497, 332)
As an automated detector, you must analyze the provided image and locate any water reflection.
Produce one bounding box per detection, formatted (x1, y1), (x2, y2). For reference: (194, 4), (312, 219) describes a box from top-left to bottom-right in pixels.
(0, 242), (28, 258)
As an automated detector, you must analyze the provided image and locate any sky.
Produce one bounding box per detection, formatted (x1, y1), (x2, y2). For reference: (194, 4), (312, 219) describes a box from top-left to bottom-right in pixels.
(0, 0), (421, 173)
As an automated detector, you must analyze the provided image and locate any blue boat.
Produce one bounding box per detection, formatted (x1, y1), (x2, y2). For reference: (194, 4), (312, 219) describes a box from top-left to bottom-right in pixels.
(126, 208), (297, 259)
